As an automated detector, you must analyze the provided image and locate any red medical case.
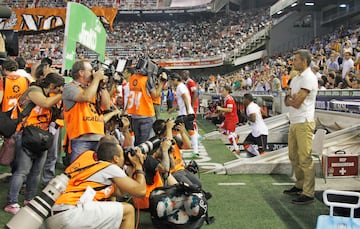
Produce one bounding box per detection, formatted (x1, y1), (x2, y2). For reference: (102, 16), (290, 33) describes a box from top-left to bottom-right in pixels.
(322, 150), (359, 178)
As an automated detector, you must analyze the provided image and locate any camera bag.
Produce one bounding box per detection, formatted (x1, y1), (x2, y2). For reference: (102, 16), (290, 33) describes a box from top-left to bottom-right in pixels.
(20, 101), (53, 154)
(149, 182), (214, 229)
(22, 125), (54, 153)
(0, 110), (17, 138)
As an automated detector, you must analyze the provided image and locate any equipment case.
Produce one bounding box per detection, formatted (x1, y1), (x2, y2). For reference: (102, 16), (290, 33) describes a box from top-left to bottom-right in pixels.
(322, 150), (359, 178)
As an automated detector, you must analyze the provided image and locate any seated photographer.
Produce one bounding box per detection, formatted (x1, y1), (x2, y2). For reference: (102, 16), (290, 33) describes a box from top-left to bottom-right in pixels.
(45, 137), (146, 229)
(205, 101), (224, 125)
(153, 119), (202, 188)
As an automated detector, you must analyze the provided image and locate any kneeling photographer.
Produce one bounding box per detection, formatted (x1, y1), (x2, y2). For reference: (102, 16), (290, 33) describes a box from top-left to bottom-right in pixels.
(152, 118), (202, 188)
(44, 136), (146, 229)
(132, 134), (179, 210)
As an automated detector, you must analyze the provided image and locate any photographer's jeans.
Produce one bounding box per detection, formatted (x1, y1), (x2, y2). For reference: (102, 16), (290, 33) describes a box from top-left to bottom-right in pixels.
(70, 139), (99, 163)
(42, 126), (60, 186)
(8, 133), (47, 204)
(132, 117), (154, 146)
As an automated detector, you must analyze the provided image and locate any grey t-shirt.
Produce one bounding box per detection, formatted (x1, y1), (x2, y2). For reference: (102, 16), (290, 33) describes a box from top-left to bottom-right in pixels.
(62, 82), (81, 112)
(87, 164), (127, 185)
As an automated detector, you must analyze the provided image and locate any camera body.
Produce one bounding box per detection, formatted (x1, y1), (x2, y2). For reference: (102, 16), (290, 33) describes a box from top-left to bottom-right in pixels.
(116, 114), (131, 128)
(91, 60), (124, 90)
(6, 174), (69, 229)
(172, 114), (195, 131)
(136, 58), (159, 78)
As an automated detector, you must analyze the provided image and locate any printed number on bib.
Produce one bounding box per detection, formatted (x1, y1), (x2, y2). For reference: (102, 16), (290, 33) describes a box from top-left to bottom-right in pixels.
(128, 91), (142, 110)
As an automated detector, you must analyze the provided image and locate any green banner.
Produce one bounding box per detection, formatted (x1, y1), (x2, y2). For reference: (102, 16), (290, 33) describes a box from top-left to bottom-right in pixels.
(62, 2), (106, 71)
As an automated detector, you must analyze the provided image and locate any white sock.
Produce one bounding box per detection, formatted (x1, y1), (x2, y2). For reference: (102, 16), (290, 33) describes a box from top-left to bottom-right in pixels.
(229, 133), (239, 151)
(190, 134), (199, 154)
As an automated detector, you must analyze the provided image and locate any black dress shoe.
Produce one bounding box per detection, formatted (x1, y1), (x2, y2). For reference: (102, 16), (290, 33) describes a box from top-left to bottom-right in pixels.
(292, 195), (314, 205)
(283, 186), (303, 195)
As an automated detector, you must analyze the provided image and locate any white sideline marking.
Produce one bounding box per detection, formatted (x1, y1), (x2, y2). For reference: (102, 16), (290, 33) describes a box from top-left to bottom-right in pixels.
(272, 183), (295, 186)
(218, 182), (246, 186)
(0, 172), (11, 180)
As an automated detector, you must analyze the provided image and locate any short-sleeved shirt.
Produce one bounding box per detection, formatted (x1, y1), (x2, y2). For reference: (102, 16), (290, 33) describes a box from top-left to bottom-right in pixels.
(271, 78), (282, 92)
(223, 95), (238, 121)
(342, 58), (354, 79)
(185, 78), (199, 108)
(288, 67), (318, 124)
(62, 81), (83, 111)
(176, 82), (194, 116)
(87, 164), (127, 185)
(246, 102), (268, 137)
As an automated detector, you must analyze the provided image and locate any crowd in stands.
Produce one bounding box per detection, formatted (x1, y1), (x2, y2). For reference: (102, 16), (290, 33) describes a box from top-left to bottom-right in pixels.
(200, 24), (360, 95)
(6, 0), (159, 8)
(10, 0), (360, 95)
(17, 8), (272, 64)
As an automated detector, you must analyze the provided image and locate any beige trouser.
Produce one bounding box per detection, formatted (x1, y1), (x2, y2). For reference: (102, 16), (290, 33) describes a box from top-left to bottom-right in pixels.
(288, 121), (315, 197)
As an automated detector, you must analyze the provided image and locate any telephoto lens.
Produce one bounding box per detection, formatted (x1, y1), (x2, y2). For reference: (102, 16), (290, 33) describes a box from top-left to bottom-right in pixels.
(6, 174), (69, 229)
(136, 136), (161, 155)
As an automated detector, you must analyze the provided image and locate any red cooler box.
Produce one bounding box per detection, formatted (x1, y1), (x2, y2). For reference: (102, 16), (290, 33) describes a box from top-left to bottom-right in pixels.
(322, 151), (359, 178)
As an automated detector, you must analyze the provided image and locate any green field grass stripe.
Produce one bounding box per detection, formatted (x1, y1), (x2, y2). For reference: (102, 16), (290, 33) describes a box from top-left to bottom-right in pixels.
(272, 183), (295, 185)
(218, 182), (246, 186)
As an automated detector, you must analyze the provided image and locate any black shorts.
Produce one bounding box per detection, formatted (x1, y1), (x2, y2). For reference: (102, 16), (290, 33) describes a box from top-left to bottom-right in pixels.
(244, 133), (268, 151)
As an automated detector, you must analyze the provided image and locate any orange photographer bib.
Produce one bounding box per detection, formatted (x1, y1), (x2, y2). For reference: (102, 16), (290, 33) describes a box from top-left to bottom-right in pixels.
(55, 150), (114, 205)
(127, 74), (155, 117)
(2, 75), (29, 119)
(64, 85), (104, 140)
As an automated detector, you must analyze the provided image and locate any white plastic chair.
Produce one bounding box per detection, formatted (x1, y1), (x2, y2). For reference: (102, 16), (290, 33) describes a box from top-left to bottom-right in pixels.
(316, 189), (360, 229)
(311, 129), (327, 183)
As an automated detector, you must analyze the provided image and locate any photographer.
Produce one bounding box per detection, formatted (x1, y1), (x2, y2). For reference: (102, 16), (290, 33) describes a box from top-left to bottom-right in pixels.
(5, 73), (64, 215)
(133, 136), (178, 209)
(45, 137), (146, 229)
(62, 60), (120, 163)
(153, 118), (202, 188)
(168, 73), (199, 157)
(105, 113), (133, 148)
(127, 59), (165, 146)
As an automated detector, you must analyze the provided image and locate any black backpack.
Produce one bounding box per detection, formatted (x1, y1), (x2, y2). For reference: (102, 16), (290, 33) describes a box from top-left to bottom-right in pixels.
(149, 182), (214, 229)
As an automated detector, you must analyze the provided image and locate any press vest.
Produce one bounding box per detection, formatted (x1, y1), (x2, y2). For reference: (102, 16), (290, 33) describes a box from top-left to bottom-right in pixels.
(133, 170), (163, 209)
(24, 104), (52, 131)
(127, 74), (155, 117)
(64, 84), (104, 140)
(170, 144), (185, 174)
(55, 150), (114, 206)
(1, 75), (28, 119)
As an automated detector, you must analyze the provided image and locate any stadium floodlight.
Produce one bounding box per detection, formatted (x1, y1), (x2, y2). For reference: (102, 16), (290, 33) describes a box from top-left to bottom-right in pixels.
(339, 4), (347, 8)
(304, 2), (314, 6)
